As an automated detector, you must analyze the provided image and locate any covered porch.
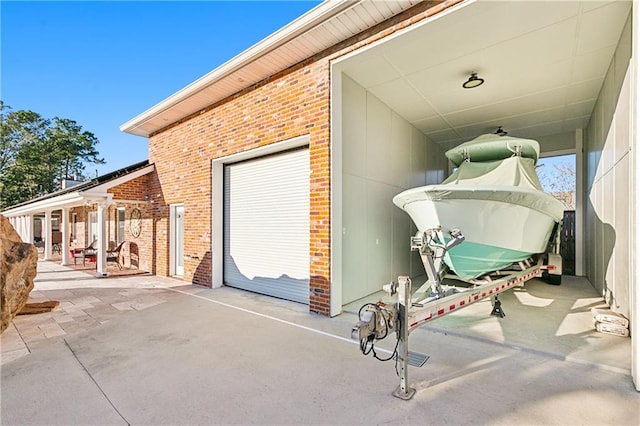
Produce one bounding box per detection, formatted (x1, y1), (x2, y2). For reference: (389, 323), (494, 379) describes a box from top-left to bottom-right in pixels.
(2, 161), (154, 278)
(37, 249), (148, 278)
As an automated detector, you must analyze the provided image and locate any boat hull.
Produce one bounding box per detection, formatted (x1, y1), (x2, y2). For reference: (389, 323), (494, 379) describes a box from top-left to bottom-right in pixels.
(393, 185), (562, 280)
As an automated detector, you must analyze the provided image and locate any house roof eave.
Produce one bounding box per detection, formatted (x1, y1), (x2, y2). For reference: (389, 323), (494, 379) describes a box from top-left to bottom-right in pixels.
(0, 161), (154, 217)
(1, 192), (107, 217)
(119, 0), (361, 137)
(120, 0), (437, 137)
(89, 163), (155, 193)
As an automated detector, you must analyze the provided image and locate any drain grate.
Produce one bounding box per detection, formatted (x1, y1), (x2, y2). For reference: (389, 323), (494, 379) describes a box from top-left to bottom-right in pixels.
(407, 351), (430, 367)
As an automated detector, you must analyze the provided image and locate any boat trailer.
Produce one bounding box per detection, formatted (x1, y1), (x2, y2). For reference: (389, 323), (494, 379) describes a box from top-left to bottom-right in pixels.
(351, 227), (559, 400)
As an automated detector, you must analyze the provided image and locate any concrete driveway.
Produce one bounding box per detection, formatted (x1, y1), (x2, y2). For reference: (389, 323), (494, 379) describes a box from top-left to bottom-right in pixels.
(1, 261), (638, 425)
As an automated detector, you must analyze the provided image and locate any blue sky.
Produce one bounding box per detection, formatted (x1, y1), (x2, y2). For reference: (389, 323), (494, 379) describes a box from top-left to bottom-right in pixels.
(538, 154), (575, 193)
(2, 1), (321, 177)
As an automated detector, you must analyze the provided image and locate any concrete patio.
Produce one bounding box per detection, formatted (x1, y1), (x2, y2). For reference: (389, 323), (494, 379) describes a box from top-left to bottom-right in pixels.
(1, 260), (638, 425)
(1, 260), (195, 365)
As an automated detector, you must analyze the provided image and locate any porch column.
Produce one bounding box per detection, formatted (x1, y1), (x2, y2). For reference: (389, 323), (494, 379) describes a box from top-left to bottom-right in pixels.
(61, 207), (70, 266)
(8, 217), (15, 233)
(14, 217), (23, 241)
(43, 211), (52, 260)
(19, 216), (27, 242)
(27, 214), (34, 246)
(95, 202), (108, 277)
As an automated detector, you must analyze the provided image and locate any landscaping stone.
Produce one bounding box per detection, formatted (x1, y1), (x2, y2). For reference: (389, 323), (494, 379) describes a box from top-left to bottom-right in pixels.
(0, 214), (38, 334)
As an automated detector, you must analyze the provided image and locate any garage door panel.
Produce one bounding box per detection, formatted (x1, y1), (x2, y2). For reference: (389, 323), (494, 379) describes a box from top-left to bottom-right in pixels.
(224, 148), (310, 304)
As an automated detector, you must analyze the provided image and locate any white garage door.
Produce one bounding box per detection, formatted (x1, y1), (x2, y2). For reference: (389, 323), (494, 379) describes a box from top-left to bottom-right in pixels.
(223, 148), (310, 304)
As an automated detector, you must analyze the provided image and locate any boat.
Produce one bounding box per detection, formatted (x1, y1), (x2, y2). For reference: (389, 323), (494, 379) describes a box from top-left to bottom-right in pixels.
(393, 134), (565, 281)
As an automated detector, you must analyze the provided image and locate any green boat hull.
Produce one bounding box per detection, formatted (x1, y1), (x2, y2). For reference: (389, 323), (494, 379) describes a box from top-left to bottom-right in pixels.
(443, 240), (532, 281)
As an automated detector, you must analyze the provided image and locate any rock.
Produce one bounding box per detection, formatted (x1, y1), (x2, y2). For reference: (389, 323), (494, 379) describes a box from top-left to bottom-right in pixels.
(1, 214), (38, 334)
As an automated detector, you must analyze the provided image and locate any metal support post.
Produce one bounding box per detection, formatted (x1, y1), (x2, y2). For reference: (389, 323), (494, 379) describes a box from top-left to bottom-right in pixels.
(412, 228), (465, 304)
(392, 275), (416, 400)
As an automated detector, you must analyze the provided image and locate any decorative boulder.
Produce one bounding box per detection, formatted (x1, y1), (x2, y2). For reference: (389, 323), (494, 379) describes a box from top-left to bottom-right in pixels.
(1, 214), (38, 334)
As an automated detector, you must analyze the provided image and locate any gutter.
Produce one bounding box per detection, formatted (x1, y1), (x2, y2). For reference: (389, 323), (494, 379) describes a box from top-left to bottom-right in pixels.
(1, 192), (108, 217)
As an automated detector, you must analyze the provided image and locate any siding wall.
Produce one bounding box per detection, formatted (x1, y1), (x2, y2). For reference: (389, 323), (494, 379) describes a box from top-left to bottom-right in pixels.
(584, 14), (632, 317)
(341, 75), (446, 304)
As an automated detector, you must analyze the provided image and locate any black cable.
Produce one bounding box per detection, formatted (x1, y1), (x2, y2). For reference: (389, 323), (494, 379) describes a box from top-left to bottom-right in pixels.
(357, 303), (400, 365)
(358, 304), (378, 356)
(360, 334), (374, 355)
(372, 333), (399, 362)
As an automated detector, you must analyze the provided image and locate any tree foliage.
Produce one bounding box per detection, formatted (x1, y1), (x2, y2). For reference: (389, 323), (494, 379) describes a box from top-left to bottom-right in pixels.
(537, 157), (576, 210)
(0, 102), (104, 209)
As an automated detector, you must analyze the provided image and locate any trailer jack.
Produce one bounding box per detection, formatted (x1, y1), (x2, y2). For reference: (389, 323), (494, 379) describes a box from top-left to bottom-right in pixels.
(491, 295), (506, 318)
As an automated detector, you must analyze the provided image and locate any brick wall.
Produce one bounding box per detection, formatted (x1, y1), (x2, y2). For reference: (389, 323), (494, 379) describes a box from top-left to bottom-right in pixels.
(147, 0), (459, 315)
(69, 207), (88, 248)
(108, 175), (150, 201)
(65, 175), (153, 271)
(108, 175), (153, 272)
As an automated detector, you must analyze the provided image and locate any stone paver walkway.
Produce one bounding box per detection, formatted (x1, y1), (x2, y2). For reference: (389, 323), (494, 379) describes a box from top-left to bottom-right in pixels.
(1, 259), (206, 365)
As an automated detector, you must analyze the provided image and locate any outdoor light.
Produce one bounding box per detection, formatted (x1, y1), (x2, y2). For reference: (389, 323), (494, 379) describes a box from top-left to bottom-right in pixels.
(462, 72), (484, 89)
(494, 126), (507, 136)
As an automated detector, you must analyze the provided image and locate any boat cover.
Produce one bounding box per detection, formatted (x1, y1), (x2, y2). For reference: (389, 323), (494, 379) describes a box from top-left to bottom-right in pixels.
(393, 156), (565, 222)
(394, 134), (564, 280)
(446, 134), (540, 166)
(443, 156), (542, 190)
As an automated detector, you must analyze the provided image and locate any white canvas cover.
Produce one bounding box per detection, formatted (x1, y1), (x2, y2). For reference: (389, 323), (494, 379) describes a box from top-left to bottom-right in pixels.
(445, 134), (540, 166)
(393, 155), (565, 238)
(443, 156), (543, 189)
(427, 156), (564, 222)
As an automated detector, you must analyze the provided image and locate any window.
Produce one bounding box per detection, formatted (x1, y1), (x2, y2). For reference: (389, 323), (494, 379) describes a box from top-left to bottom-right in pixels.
(88, 211), (98, 243)
(117, 208), (125, 243)
(51, 215), (60, 232)
(72, 213), (77, 243)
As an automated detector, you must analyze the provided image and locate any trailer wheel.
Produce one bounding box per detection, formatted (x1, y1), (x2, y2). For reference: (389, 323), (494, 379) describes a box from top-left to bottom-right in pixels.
(547, 274), (562, 285)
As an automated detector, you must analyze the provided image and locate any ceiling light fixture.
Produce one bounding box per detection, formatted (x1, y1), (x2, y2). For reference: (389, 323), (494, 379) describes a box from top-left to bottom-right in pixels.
(494, 126), (507, 136)
(462, 72), (484, 89)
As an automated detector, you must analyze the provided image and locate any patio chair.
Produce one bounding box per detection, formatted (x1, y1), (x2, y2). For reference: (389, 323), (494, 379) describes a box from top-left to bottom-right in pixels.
(107, 241), (125, 270)
(71, 240), (97, 266)
(52, 232), (62, 254)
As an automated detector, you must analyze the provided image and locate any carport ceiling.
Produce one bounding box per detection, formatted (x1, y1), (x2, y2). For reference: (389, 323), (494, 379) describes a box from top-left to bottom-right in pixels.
(337, 0), (631, 150)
